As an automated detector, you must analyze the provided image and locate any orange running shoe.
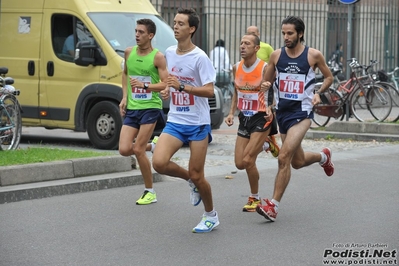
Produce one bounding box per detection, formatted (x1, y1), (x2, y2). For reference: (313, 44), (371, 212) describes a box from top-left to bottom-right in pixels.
(264, 135), (279, 158)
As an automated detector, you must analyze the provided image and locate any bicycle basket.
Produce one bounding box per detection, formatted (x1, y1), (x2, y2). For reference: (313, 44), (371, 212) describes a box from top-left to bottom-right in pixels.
(377, 70), (389, 82)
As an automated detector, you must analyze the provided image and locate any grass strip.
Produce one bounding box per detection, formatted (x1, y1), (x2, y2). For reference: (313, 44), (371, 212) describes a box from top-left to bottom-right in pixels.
(0, 147), (114, 167)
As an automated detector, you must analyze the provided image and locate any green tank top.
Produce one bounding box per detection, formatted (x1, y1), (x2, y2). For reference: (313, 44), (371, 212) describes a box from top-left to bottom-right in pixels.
(126, 46), (162, 110)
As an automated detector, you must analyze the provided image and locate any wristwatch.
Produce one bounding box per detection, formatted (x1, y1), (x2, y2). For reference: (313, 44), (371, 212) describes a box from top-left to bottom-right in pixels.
(143, 83), (149, 90)
(179, 84), (185, 92)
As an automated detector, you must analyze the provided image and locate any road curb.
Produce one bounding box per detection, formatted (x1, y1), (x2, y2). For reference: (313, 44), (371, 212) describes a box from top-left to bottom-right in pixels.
(306, 130), (399, 142)
(0, 155), (132, 186)
(0, 170), (164, 204)
(307, 121), (399, 142)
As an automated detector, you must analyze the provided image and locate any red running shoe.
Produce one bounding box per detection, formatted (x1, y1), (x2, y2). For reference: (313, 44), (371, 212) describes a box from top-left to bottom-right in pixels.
(321, 147), (334, 176)
(256, 199), (277, 222)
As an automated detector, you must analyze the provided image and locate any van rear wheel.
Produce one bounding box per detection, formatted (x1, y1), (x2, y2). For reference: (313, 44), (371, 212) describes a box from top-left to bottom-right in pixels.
(87, 101), (122, 150)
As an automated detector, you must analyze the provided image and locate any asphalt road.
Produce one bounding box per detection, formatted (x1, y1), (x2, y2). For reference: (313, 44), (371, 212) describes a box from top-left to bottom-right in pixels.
(1, 143), (398, 266)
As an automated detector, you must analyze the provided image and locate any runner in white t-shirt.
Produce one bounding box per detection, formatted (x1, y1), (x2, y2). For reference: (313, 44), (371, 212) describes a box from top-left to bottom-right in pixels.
(152, 8), (220, 233)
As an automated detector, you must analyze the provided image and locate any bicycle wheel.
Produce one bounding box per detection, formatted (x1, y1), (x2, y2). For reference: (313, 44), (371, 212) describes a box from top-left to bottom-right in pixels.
(312, 88), (344, 127)
(351, 90), (367, 110)
(377, 81), (399, 122)
(383, 81), (399, 107)
(350, 85), (392, 122)
(366, 84), (392, 122)
(0, 94), (22, 150)
(312, 110), (330, 127)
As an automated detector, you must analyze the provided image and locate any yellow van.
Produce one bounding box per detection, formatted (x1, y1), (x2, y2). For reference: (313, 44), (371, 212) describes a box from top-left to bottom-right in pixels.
(0, 0), (224, 149)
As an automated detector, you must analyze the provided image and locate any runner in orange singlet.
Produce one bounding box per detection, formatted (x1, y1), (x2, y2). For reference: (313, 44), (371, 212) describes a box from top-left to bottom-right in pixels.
(225, 33), (278, 212)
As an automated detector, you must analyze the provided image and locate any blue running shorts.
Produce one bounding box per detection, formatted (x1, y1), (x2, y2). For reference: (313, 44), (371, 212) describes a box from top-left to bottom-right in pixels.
(162, 122), (212, 145)
(123, 109), (165, 129)
(276, 110), (314, 134)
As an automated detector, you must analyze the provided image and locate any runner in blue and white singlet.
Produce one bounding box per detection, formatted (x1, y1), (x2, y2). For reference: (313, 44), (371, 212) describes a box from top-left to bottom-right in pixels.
(274, 46), (315, 115)
(255, 16), (335, 223)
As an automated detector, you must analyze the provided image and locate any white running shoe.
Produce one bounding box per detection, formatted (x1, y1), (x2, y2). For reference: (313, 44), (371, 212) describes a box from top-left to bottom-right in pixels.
(192, 212), (220, 233)
(189, 181), (202, 206)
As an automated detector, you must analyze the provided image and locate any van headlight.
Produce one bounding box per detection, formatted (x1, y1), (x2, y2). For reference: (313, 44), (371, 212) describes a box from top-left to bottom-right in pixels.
(120, 59), (125, 71)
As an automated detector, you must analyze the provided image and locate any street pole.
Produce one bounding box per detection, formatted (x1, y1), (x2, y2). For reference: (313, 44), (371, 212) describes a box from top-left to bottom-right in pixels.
(345, 4), (353, 121)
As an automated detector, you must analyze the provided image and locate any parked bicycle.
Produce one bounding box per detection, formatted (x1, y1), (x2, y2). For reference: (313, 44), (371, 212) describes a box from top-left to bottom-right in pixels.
(312, 65), (349, 127)
(312, 58), (392, 127)
(385, 67), (399, 107)
(0, 67), (22, 150)
(368, 67), (399, 122)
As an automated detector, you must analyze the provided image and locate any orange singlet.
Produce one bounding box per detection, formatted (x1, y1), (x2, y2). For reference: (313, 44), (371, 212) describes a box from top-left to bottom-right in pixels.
(234, 58), (267, 117)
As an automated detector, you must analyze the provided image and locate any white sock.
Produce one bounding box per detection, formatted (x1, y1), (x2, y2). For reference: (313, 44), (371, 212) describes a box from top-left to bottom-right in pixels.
(263, 142), (270, 151)
(271, 199), (279, 211)
(150, 143), (156, 152)
(319, 152), (327, 165)
(145, 188), (155, 193)
(205, 210), (217, 217)
(251, 194), (259, 200)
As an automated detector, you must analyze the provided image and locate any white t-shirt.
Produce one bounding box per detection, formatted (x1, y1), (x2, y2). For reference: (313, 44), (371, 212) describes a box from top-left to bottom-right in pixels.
(209, 46), (232, 72)
(165, 45), (216, 125)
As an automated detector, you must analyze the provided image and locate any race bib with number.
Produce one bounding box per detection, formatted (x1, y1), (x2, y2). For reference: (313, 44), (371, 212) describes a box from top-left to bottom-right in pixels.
(237, 91), (259, 117)
(170, 90), (196, 113)
(278, 73), (305, 101)
(130, 75), (152, 100)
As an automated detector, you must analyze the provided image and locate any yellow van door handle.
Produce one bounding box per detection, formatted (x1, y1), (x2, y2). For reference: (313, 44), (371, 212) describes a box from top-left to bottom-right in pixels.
(47, 61), (54, 77)
(28, 60), (35, 76)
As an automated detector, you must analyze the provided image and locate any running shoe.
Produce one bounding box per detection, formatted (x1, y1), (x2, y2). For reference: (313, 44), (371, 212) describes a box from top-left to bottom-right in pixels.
(262, 141), (270, 151)
(151, 136), (159, 153)
(242, 196), (261, 212)
(192, 212), (220, 233)
(256, 198), (277, 222)
(189, 181), (202, 206)
(136, 190), (157, 205)
(321, 147), (334, 176)
(266, 135), (280, 158)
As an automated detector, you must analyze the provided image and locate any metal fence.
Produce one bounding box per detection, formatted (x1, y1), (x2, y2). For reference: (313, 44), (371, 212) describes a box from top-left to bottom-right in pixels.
(150, 0), (399, 72)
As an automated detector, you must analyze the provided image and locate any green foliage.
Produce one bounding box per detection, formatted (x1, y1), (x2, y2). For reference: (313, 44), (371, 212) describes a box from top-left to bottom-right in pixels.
(325, 134), (335, 140)
(0, 147), (113, 167)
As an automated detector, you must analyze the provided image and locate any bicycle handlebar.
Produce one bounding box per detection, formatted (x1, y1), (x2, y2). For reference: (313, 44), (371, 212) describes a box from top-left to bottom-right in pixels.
(387, 66), (399, 76)
(0, 76), (15, 86)
(347, 58), (379, 73)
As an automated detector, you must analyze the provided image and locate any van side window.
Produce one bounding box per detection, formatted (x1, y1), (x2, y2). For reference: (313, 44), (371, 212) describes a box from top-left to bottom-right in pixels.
(52, 15), (94, 62)
(52, 15), (74, 62)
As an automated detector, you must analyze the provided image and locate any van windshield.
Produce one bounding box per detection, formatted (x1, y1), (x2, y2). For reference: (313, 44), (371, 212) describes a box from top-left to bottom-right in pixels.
(88, 13), (177, 55)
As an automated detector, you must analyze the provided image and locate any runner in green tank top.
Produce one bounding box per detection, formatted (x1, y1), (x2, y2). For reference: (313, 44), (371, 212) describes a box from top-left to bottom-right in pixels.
(126, 46), (162, 110)
(118, 19), (168, 205)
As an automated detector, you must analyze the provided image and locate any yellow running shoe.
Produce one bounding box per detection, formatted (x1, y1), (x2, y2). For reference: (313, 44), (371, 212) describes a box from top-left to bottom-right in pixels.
(266, 135), (280, 158)
(151, 136), (159, 153)
(136, 190), (157, 205)
(152, 136), (159, 144)
(242, 197), (261, 212)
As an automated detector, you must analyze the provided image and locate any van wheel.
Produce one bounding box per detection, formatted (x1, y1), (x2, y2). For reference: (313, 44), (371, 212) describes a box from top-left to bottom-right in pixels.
(87, 101), (122, 150)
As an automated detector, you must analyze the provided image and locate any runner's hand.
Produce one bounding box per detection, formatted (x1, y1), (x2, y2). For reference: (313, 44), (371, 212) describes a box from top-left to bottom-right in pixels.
(261, 81), (271, 92)
(312, 93), (321, 106)
(264, 106), (273, 121)
(225, 114), (234, 126)
(119, 98), (127, 117)
(130, 78), (140, 89)
(166, 75), (179, 89)
(160, 87), (170, 100)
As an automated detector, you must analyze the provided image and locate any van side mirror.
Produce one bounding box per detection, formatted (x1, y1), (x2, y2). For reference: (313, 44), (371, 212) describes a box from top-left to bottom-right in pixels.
(74, 41), (107, 67)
